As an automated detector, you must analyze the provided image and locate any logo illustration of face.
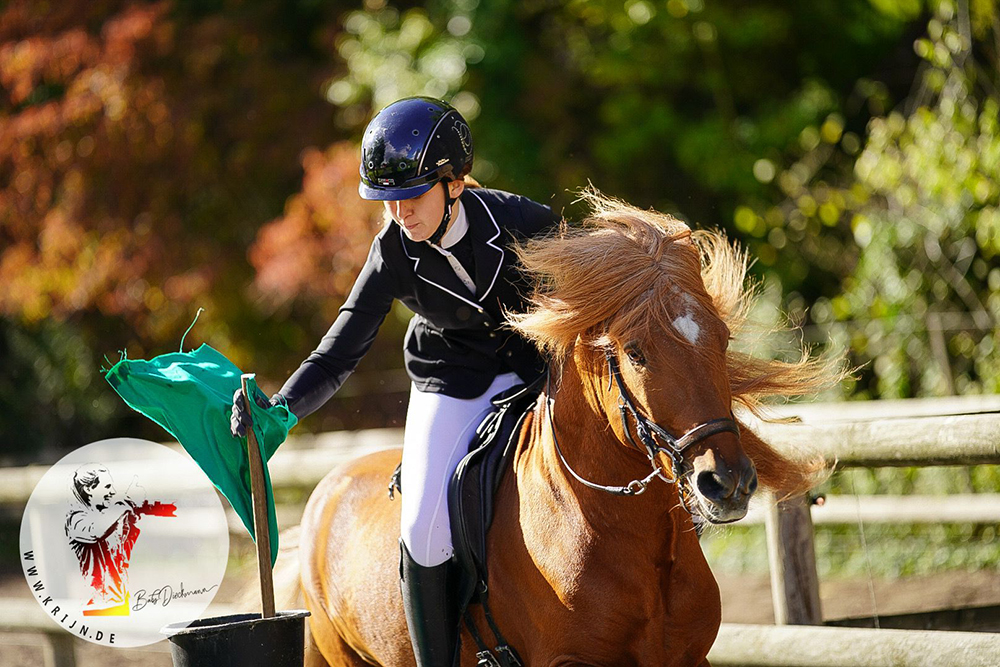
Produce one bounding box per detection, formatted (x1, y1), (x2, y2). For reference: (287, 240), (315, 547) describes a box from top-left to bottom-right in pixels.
(89, 472), (116, 511)
(21, 438), (230, 647)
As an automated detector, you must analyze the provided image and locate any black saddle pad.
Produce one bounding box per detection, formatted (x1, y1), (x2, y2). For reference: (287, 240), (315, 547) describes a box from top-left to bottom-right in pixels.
(387, 373), (545, 615)
(448, 374), (545, 606)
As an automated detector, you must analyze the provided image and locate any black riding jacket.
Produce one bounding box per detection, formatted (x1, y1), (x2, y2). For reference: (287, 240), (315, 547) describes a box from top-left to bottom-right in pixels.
(277, 187), (560, 419)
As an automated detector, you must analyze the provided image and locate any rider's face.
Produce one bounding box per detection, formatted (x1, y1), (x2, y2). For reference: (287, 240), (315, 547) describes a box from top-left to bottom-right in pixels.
(383, 181), (464, 242)
(91, 472), (116, 510)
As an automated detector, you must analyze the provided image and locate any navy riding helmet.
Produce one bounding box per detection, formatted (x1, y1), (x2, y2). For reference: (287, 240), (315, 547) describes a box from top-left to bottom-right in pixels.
(359, 97), (474, 201)
(359, 97), (474, 244)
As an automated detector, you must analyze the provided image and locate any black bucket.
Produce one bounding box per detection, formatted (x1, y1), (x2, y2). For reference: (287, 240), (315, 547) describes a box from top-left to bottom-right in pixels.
(161, 610), (310, 667)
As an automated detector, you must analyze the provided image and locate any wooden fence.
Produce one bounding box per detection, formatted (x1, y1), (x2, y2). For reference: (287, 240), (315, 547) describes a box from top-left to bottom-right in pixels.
(3, 395), (999, 666)
(707, 623), (1000, 666)
(741, 395), (1000, 631)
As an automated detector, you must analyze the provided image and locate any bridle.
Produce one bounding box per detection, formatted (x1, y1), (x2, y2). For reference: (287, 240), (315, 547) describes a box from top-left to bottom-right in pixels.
(546, 348), (741, 500)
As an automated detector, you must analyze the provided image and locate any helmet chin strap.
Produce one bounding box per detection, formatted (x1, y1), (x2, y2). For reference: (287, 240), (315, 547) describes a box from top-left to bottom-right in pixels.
(427, 180), (455, 246)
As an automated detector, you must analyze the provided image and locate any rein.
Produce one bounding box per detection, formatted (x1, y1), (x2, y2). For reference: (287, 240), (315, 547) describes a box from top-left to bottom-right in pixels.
(546, 349), (741, 498)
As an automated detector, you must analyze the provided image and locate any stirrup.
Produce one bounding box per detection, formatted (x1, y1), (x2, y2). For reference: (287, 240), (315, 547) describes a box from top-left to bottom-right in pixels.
(476, 651), (502, 667)
(388, 463), (402, 500)
(496, 645), (522, 667)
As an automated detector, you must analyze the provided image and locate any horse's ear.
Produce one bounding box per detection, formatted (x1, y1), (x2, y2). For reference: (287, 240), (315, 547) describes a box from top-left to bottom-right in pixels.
(738, 420), (828, 499)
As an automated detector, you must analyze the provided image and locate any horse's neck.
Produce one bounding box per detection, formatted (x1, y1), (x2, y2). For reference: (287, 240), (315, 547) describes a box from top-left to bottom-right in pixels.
(512, 358), (691, 599)
(490, 359), (719, 663)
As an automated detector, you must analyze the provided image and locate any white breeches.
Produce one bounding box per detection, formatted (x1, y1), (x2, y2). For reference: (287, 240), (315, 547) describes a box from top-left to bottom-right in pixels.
(399, 372), (522, 567)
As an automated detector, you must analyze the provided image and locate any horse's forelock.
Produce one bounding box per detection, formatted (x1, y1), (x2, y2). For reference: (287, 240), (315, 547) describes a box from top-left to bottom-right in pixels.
(511, 188), (847, 494)
(510, 192), (725, 360)
(510, 188), (844, 406)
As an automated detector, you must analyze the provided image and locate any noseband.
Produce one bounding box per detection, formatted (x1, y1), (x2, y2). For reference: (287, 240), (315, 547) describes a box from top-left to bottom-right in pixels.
(546, 349), (741, 498)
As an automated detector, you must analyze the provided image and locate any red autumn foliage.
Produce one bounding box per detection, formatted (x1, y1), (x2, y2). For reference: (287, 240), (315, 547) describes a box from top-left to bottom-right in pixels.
(249, 142), (383, 321)
(0, 0), (368, 347)
(0, 2), (173, 324)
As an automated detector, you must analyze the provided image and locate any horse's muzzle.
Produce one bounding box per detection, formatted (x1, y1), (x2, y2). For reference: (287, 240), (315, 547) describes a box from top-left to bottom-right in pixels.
(691, 458), (758, 523)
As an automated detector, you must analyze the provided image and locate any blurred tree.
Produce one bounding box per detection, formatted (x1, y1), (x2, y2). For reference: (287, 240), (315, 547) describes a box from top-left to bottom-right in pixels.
(0, 318), (125, 461)
(249, 142), (383, 318)
(2, 0), (981, 457)
(751, 0), (999, 398)
(0, 0), (385, 457)
(327, 0), (922, 243)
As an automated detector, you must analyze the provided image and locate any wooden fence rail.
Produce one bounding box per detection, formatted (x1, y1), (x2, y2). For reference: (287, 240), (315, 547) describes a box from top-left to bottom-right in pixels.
(239, 493), (1000, 537)
(3, 396), (999, 666)
(0, 429), (404, 506)
(751, 413), (1000, 467)
(3, 397), (999, 506)
(708, 623), (1000, 667)
(741, 493), (1000, 525)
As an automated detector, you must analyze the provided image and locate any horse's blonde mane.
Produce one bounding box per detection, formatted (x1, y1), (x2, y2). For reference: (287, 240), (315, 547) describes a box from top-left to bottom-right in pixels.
(509, 188), (845, 494)
(510, 190), (716, 358)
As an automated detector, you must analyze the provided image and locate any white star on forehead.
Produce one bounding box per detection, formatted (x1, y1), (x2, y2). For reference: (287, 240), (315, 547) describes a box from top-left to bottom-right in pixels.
(672, 312), (701, 344)
(670, 292), (702, 344)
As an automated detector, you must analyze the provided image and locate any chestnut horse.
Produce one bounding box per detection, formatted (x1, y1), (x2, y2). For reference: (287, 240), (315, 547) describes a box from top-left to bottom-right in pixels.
(296, 191), (838, 666)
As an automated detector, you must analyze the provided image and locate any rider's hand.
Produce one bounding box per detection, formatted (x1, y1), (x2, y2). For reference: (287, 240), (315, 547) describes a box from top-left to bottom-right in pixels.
(230, 387), (278, 438)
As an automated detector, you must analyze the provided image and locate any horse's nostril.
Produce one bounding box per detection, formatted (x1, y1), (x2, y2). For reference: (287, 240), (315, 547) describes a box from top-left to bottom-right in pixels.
(696, 470), (734, 501)
(747, 474), (759, 496)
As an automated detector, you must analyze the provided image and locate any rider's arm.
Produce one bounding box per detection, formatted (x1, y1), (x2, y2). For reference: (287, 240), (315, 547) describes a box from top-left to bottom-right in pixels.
(275, 237), (397, 420)
(65, 504), (131, 543)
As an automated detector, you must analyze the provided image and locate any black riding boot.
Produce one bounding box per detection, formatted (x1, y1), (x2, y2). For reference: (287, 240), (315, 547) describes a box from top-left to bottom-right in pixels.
(399, 539), (459, 667)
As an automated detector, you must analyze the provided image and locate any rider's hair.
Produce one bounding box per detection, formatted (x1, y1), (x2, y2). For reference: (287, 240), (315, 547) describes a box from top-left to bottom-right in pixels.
(72, 464), (111, 506)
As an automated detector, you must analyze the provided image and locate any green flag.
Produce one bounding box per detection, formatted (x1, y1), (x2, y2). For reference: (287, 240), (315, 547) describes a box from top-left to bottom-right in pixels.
(104, 343), (297, 566)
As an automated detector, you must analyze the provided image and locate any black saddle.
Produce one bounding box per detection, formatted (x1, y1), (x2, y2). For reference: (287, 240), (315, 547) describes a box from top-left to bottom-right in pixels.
(388, 373), (545, 667)
(447, 375), (544, 606)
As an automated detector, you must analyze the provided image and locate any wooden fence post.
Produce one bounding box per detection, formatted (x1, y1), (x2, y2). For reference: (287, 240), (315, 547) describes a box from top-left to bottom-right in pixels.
(764, 493), (822, 625)
(41, 634), (76, 667)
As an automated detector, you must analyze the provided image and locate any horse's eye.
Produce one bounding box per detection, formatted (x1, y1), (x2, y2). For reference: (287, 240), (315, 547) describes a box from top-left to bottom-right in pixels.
(624, 343), (646, 366)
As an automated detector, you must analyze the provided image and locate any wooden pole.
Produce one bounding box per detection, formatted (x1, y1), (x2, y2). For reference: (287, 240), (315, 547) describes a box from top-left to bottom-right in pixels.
(927, 313), (957, 395)
(764, 493), (822, 625)
(242, 373), (275, 619)
(41, 635), (76, 667)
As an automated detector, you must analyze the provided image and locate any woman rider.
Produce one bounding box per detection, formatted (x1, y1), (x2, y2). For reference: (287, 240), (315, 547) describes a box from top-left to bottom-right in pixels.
(231, 96), (560, 666)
